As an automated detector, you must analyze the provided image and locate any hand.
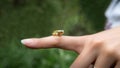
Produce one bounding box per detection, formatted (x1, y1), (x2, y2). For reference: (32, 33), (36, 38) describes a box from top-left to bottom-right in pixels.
(21, 26), (120, 68)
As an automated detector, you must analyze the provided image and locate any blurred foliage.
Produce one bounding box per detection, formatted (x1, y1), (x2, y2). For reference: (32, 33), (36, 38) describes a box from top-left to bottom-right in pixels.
(0, 0), (110, 68)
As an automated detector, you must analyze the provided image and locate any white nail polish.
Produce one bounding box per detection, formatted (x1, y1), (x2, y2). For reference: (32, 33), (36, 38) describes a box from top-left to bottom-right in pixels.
(21, 39), (33, 45)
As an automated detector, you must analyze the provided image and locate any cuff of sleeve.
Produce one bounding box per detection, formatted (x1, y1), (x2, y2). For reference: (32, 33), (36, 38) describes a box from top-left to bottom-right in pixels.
(111, 22), (120, 28)
(105, 21), (120, 30)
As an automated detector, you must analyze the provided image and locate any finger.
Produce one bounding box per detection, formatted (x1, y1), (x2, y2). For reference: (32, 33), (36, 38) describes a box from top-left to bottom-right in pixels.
(70, 47), (97, 68)
(115, 61), (120, 68)
(95, 53), (116, 68)
(21, 36), (87, 52)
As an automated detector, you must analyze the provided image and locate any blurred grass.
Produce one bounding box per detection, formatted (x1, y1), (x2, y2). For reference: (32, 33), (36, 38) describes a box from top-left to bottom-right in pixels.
(0, 0), (110, 68)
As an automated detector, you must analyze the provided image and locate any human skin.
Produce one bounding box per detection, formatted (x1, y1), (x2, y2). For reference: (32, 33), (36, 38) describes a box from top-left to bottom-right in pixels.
(21, 26), (120, 68)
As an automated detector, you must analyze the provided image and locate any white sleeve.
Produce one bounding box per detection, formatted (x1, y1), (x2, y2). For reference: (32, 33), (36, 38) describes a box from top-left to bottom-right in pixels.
(105, 0), (120, 29)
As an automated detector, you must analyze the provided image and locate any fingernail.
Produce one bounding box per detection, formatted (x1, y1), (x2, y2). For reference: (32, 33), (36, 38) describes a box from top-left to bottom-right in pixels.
(21, 39), (33, 45)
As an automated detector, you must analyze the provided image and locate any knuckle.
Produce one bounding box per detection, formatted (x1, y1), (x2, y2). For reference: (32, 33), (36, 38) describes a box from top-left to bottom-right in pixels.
(52, 36), (62, 47)
(93, 39), (103, 46)
(103, 47), (115, 56)
(86, 37), (103, 49)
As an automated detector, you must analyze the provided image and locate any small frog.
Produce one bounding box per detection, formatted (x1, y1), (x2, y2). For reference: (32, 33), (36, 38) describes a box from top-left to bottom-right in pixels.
(52, 30), (64, 36)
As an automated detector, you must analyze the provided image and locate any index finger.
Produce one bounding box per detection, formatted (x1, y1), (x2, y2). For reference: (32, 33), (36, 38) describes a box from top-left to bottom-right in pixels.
(21, 36), (86, 52)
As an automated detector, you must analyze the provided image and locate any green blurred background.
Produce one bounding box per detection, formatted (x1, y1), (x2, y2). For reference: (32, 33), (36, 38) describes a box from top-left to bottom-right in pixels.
(0, 0), (110, 68)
